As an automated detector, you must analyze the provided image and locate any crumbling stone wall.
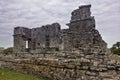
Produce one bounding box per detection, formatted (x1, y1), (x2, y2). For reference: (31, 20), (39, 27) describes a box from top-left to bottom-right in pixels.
(0, 50), (120, 80)
(13, 4), (106, 53)
(13, 27), (31, 53)
(31, 23), (61, 51)
(14, 23), (61, 53)
(0, 47), (4, 54)
(63, 5), (106, 51)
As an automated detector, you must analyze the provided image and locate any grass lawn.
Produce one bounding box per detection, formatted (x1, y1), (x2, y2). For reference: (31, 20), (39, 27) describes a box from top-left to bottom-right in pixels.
(0, 68), (48, 80)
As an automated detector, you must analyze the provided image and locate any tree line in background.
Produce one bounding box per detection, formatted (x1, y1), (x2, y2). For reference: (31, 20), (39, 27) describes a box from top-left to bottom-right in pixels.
(111, 42), (120, 55)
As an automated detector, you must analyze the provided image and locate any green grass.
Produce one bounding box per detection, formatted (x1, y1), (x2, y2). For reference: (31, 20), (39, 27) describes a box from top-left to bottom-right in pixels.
(0, 68), (47, 80)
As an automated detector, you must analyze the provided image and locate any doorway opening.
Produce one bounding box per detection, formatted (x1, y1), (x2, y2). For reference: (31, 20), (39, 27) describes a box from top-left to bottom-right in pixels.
(26, 41), (28, 48)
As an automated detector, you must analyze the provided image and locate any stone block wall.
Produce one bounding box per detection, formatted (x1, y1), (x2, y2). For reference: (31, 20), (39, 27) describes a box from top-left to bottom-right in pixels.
(33, 23), (61, 50)
(13, 27), (31, 52)
(0, 50), (120, 80)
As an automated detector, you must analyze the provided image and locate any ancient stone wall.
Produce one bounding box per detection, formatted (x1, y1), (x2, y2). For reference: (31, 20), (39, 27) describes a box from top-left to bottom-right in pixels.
(0, 47), (4, 54)
(14, 23), (61, 53)
(71, 5), (91, 21)
(63, 4), (106, 51)
(0, 50), (120, 80)
(13, 27), (31, 53)
(32, 23), (61, 51)
(13, 4), (106, 53)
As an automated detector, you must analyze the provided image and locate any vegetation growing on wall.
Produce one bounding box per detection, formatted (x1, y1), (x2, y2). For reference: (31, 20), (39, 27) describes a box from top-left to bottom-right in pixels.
(3, 47), (13, 54)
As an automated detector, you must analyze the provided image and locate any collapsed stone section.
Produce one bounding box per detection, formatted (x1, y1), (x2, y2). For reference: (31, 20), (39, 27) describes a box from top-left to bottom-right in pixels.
(63, 4), (107, 51)
(13, 4), (107, 53)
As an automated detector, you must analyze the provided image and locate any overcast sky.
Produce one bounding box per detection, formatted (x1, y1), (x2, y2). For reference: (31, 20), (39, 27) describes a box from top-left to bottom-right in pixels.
(0, 0), (120, 48)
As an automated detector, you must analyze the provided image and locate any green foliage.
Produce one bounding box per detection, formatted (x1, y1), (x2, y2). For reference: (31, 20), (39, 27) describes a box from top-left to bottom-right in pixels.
(3, 47), (13, 54)
(0, 68), (47, 80)
(111, 42), (120, 55)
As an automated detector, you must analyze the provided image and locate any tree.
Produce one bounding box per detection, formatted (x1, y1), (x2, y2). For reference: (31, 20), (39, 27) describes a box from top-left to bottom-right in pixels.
(111, 42), (120, 55)
(116, 42), (120, 48)
(3, 47), (13, 55)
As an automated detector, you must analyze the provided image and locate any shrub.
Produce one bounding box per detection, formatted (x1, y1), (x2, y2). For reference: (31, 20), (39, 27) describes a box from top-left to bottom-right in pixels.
(3, 47), (13, 54)
(111, 42), (120, 55)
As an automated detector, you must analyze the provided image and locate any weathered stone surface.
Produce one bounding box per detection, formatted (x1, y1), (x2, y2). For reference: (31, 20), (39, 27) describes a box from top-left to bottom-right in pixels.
(0, 47), (4, 54)
(0, 52), (120, 80)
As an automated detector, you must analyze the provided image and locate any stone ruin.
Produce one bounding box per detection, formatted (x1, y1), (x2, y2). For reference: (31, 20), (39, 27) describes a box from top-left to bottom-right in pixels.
(13, 4), (107, 53)
(0, 47), (4, 54)
(0, 4), (120, 80)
